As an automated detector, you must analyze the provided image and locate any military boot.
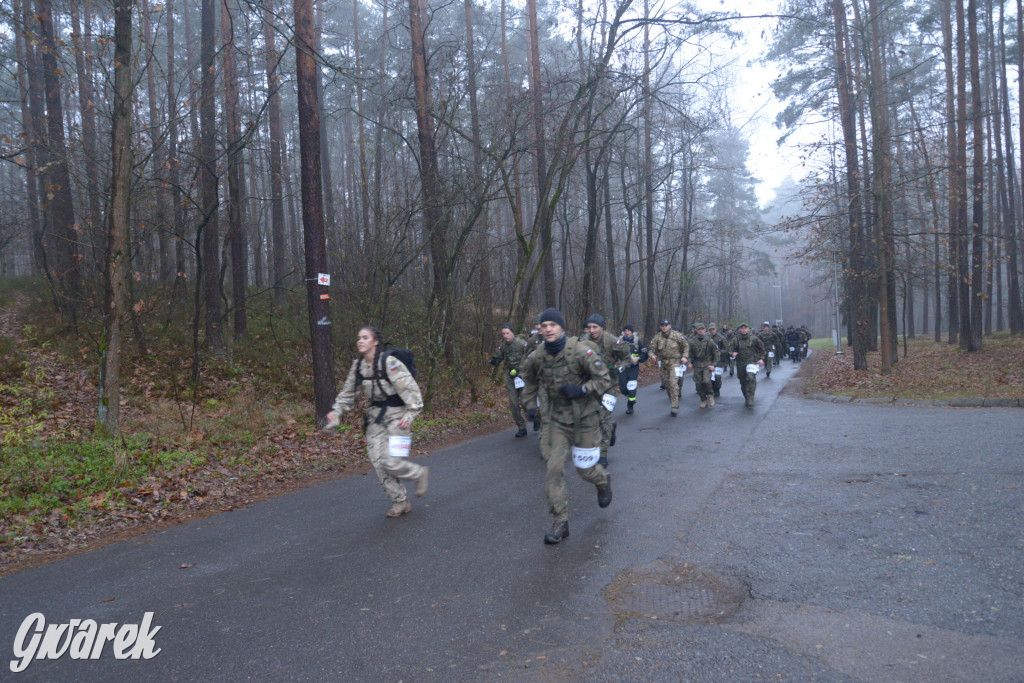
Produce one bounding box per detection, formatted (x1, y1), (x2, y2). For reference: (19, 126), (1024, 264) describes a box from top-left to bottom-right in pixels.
(625, 402), (634, 415)
(609, 422), (617, 448)
(385, 500), (412, 517)
(708, 396), (715, 407)
(597, 474), (612, 508)
(544, 521), (569, 544)
(515, 427), (528, 438)
(414, 467), (429, 498)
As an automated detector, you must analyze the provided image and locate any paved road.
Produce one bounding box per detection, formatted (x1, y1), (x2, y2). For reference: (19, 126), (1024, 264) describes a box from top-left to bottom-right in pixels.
(2, 357), (1022, 681)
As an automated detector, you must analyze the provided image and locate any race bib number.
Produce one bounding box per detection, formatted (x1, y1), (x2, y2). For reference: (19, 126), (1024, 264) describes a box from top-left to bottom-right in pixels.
(746, 364), (759, 375)
(790, 346), (796, 352)
(513, 377), (525, 389)
(675, 366), (684, 378)
(572, 446), (601, 469)
(601, 393), (617, 411)
(768, 351), (775, 358)
(715, 367), (724, 376)
(626, 380), (638, 391)
(388, 435), (411, 458)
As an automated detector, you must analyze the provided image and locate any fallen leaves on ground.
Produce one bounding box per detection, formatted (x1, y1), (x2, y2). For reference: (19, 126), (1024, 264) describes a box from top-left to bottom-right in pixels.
(806, 335), (1024, 400)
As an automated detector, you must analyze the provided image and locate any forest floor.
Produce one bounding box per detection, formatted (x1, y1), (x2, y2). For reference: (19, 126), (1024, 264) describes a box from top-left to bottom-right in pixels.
(1, 289), (662, 576)
(804, 334), (1024, 400)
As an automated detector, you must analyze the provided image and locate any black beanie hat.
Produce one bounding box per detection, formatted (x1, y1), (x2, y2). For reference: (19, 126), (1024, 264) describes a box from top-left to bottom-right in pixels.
(623, 324), (634, 332)
(500, 323), (514, 332)
(584, 313), (606, 328)
(539, 307), (566, 329)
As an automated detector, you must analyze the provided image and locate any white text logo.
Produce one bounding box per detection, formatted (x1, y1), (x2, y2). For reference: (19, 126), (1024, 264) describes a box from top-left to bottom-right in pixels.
(10, 612), (162, 673)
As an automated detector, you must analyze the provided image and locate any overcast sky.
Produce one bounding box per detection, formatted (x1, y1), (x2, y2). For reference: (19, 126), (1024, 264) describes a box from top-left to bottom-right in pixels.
(702, 0), (816, 207)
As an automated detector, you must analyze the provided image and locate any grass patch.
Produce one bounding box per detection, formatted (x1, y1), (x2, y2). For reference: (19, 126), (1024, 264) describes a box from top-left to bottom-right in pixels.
(808, 337), (836, 351)
(0, 435), (204, 523)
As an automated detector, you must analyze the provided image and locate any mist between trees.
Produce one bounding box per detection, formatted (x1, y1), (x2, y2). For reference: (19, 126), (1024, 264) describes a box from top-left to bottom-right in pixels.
(0, 0), (1020, 432)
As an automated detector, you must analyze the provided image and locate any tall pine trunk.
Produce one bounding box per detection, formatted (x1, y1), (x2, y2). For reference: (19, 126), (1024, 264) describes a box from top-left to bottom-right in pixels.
(199, 0), (224, 353)
(98, 0), (134, 436)
(294, 0), (335, 423)
(222, 0), (247, 339)
(36, 0), (82, 322)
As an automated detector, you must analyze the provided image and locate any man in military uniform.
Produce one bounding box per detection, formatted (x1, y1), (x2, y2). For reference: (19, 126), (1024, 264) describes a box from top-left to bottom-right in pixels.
(648, 319), (689, 416)
(708, 323), (727, 398)
(520, 308), (613, 544)
(785, 325), (803, 362)
(728, 322), (766, 407)
(617, 324), (647, 415)
(770, 324), (784, 365)
(583, 313), (630, 469)
(688, 322), (719, 409)
(721, 324), (735, 376)
(759, 323), (777, 378)
(490, 324), (532, 437)
(525, 314), (545, 430)
(798, 325), (811, 359)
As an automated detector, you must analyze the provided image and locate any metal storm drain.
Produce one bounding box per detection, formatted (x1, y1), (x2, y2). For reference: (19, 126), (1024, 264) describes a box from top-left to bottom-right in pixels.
(604, 563), (746, 623)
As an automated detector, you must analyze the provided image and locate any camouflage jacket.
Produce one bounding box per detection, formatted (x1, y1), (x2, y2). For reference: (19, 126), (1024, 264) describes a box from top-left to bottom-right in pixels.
(688, 334), (719, 368)
(618, 333), (648, 364)
(494, 335), (531, 376)
(333, 355), (423, 421)
(710, 332), (729, 362)
(587, 330), (631, 378)
(520, 335), (613, 422)
(649, 330), (689, 364)
(728, 332), (766, 365)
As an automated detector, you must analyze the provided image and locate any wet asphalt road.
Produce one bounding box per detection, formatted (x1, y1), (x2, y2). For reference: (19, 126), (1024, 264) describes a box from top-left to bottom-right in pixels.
(1, 356), (1022, 682)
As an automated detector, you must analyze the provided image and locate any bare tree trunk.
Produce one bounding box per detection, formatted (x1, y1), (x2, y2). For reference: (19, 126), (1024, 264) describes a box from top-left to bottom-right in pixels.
(407, 0), (446, 306)
(166, 0), (187, 300)
(966, 0), (983, 350)
(526, 0), (554, 303)
(37, 0), (82, 322)
(941, 0), (959, 343)
(69, 0), (101, 264)
(98, 0), (133, 436)
(867, 0), (895, 373)
(13, 0), (43, 275)
(199, 0), (224, 353)
(955, 0), (971, 348)
(831, 0), (868, 369)
(314, 0), (336, 237)
(141, 0), (171, 284)
(222, 0), (247, 339)
(603, 153), (620, 325)
(500, 0), (526, 312)
(294, 0), (335, 423)
(262, 0), (287, 306)
(465, 0), (493, 337)
(641, 0), (656, 339)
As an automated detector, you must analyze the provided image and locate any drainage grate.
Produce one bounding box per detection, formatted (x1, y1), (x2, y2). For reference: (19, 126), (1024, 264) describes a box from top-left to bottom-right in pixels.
(605, 564), (746, 623)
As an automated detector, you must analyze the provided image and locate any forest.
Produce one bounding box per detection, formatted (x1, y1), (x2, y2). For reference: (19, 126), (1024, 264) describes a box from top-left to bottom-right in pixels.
(1, 0), (1023, 433)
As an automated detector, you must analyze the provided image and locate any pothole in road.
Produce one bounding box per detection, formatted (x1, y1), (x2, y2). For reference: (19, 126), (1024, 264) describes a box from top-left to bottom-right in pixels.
(604, 563), (747, 623)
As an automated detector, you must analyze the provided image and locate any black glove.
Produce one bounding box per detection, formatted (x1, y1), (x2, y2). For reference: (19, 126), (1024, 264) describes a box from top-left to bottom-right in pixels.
(558, 384), (587, 399)
(489, 357), (500, 366)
